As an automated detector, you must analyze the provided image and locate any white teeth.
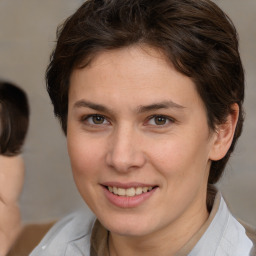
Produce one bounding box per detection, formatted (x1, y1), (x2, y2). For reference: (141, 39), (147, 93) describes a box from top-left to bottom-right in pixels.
(126, 187), (136, 197)
(135, 187), (142, 195)
(113, 187), (118, 195)
(142, 187), (148, 193)
(107, 186), (153, 197)
(117, 188), (126, 196)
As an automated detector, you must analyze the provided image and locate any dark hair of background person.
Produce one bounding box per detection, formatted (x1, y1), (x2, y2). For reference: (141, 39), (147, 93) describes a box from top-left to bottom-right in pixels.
(45, 0), (244, 187)
(0, 81), (30, 156)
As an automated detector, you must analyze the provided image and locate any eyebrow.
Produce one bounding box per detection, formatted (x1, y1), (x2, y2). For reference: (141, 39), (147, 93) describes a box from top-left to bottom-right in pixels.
(73, 100), (113, 114)
(73, 100), (185, 114)
(137, 101), (185, 113)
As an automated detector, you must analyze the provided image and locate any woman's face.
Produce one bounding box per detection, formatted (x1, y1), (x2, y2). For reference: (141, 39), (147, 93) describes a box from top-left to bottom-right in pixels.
(67, 46), (218, 238)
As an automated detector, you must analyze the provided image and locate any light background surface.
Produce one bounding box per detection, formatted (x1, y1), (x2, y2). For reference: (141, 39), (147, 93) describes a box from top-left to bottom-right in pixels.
(0, 0), (255, 225)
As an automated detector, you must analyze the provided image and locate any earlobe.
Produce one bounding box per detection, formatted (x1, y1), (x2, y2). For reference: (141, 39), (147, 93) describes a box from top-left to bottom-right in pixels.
(209, 103), (239, 161)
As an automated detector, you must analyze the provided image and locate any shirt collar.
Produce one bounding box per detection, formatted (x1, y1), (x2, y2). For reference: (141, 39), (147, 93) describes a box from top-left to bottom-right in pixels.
(175, 192), (221, 255)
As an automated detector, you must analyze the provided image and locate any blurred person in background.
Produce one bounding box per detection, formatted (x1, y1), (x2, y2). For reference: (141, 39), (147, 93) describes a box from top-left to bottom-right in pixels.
(0, 81), (29, 256)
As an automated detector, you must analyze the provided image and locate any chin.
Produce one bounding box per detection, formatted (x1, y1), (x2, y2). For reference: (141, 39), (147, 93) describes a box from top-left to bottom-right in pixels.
(99, 215), (155, 237)
(110, 226), (149, 237)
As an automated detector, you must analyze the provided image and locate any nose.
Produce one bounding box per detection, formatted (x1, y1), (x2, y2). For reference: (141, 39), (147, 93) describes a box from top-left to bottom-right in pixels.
(106, 125), (146, 173)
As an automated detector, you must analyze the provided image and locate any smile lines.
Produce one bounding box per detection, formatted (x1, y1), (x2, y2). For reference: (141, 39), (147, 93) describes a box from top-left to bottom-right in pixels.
(107, 186), (154, 197)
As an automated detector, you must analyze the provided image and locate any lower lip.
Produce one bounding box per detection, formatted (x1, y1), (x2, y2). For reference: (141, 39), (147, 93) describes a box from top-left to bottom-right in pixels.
(102, 186), (157, 208)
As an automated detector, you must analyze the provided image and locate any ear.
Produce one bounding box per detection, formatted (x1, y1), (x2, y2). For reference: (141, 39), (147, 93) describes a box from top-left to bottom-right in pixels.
(209, 103), (239, 161)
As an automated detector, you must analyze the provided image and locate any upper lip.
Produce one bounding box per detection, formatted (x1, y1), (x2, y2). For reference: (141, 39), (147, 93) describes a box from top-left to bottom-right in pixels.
(101, 182), (158, 189)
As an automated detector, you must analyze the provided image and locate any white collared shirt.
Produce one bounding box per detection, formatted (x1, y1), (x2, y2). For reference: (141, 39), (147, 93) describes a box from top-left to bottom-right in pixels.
(30, 194), (254, 256)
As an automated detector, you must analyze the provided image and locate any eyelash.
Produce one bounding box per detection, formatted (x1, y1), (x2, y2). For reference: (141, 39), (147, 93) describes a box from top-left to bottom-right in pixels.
(81, 114), (110, 126)
(145, 115), (175, 127)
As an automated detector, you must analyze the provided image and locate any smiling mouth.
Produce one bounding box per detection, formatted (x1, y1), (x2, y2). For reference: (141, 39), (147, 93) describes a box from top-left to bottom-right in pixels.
(106, 186), (156, 197)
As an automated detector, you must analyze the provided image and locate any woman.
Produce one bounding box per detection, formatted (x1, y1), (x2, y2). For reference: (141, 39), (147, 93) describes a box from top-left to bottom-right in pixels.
(0, 81), (29, 255)
(31, 0), (254, 255)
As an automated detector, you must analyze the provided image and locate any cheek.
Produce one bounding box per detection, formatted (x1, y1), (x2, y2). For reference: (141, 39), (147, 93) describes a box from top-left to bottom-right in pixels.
(67, 135), (105, 208)
(149, 138), (192, 171)
(150, 136), (211, 210)
(149, 133), (211, 182)
(67, 134), (103, 179)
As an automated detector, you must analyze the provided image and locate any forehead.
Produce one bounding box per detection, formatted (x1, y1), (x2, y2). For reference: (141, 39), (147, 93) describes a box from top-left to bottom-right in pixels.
(69, 45), (204, 112)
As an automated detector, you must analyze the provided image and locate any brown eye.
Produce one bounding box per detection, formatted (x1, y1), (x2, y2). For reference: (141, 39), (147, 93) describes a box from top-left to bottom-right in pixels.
(154, 116), (167, 125)
(147, 115), (173, 126)
(92, 115), (105, 124)
(84, 115), (108, 125)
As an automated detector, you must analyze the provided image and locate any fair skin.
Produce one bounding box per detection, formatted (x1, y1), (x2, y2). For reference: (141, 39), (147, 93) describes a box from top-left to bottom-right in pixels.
(67, 45), (238, 256)
(0, 154), (24, 256)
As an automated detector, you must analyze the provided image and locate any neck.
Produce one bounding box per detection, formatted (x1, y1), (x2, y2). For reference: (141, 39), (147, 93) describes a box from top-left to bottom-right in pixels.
(109, 200), (209, 256)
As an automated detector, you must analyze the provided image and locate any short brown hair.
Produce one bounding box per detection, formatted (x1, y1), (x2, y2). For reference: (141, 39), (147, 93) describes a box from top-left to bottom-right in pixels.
(46, 0), (244, 184)
(0, 81), (30, 156)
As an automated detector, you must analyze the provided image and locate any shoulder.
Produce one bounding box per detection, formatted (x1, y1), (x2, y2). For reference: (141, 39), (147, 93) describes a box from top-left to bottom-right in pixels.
(238, 219), (256, 256)
(189, 194), (254, 256)
(29, 208), (96, 256)
(215, 196), (254, 256)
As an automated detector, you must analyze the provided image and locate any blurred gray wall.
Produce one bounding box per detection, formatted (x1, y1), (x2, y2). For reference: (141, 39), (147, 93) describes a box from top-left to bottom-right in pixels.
(0, 0), (255, 226)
